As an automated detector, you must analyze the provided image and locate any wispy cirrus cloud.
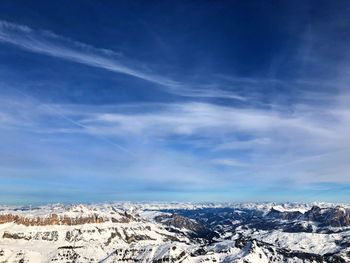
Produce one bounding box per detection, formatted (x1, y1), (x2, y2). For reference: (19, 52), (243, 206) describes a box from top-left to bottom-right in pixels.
(4, 20), (344, 105)
(2, 90), (350, 185)
(0, 20), (178, 87)
(1, 84), (350, 202)
(50, 100), (350, 184)
(0, 20), (250, 101)
(78, 102), (336, 142)
(1, 14), (350, 202)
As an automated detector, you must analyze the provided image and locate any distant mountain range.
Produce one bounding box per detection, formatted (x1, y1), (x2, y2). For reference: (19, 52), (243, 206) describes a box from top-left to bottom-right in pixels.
(0, 202), (349, 262)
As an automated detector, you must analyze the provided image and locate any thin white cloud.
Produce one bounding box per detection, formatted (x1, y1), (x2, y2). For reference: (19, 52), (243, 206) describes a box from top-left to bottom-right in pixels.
(2, 91), (350, 185)
(56, 100), (350, 184)
(0, 20), (248, 101)
(215, 138), (271, 151)
(0, 91), (134, 155)
(211, 158), (247, 167)
(78, 102), (336, 141)
(0, 20), (178, 87)
(1, 18), (350, 188)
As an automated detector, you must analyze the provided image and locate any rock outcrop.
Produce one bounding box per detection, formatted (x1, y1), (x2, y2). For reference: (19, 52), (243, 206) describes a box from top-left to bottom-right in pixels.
(0, 213), (107, 226)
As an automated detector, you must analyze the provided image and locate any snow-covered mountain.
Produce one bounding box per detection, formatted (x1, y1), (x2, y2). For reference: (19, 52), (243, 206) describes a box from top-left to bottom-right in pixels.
(0, 202), (349, 262)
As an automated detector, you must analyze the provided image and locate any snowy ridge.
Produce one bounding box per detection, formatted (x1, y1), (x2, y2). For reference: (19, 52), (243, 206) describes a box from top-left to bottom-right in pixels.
(0, 202), (349, 262)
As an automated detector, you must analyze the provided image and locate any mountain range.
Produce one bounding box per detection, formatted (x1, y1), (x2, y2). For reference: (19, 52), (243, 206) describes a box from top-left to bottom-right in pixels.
(0, 202), (349, 262)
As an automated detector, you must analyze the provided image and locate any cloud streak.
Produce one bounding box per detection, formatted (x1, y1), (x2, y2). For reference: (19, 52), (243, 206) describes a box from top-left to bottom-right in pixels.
(1, 10), (350, 202)
(0, 20), (249, 101)
(0, 20), (178, 87)
(2, 90), (350, 186)
(51, 100), (350, 184)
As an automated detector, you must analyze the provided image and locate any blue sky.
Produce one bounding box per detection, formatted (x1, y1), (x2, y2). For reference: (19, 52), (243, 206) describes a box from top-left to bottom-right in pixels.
(1, 1), (350, 204)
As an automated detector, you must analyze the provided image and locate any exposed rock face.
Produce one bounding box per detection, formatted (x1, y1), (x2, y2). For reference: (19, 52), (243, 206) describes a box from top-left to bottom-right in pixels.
(0, 213), (108, 226)
(3, 230), (59, 241)
(266, 205), (350, 227)
(303, 205), (323, 221)
(154, 213), (212, 238)
(0, 205), (137, 226)
(303, 205), (350, 227)
(266, 208), (303, 220)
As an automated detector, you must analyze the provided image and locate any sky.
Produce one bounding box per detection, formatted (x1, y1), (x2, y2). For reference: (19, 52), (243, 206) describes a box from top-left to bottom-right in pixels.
(1, 1), (350, 204)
